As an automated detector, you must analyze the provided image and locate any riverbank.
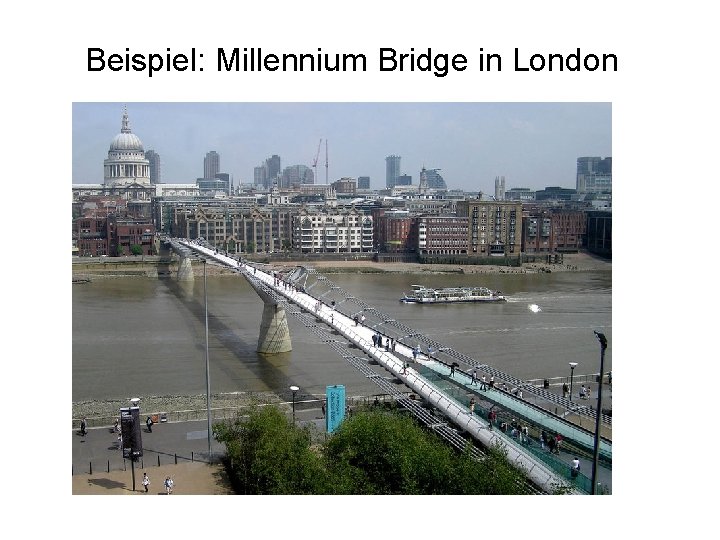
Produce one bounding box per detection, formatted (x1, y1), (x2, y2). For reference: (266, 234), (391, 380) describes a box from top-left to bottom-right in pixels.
(266, 251), (611, 275)
(72, 251), (610, 277)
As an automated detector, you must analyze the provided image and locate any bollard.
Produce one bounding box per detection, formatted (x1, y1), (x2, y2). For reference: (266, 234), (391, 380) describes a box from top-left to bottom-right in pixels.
(89, 462), (92, 475)
(192, 452), (194, 462)
(107, 460), (110, 473)
(141, 459), (144, 469)
(123, 459), (126, 471)
(175, 454), (178, 465)
(157, 455), (160, 467)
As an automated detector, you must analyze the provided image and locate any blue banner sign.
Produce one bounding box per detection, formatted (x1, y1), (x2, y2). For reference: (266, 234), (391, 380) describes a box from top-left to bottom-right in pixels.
(326, 385), (346, 434)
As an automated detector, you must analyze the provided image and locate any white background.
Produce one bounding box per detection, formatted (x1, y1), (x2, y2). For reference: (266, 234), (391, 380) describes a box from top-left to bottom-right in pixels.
(5, 0), (717, 535)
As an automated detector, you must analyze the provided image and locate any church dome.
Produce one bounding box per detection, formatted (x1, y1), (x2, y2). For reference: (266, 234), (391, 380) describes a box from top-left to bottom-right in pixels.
(110, 132), (144, 152)
(109, 108), (144, 152)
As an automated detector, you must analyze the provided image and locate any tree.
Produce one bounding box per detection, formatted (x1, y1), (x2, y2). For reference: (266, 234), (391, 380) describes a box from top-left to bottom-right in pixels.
(214, 405), (327, 494)
(130, 244), (143, 256)
(215, 405), (532, 495)
(322, 409), (528, 494)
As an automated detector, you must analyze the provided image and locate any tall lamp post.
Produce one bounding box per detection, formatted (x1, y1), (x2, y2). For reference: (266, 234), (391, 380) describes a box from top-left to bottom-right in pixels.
(568, 362), (578, 402)
(203, 258), (212, 455)
(591, 331), (608, 494)
(290, 385), (299, 425)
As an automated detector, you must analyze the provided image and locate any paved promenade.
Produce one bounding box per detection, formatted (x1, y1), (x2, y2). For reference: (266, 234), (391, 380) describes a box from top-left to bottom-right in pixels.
(72, 418), (230, 495)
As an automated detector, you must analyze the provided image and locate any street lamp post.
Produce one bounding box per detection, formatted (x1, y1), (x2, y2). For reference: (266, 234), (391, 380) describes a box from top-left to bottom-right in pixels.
(591, 331), (608, 495)
(568, 362), (578, 402)
(203, 259), (212, 455)
(290, 385), (299, 425)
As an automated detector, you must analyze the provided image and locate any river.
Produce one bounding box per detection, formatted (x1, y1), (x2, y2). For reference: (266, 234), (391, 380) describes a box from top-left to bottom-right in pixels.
(72, 268), (611, 403)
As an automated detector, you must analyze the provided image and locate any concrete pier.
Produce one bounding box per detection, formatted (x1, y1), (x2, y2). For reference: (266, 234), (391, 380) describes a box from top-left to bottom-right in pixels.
(257, 302), (293, 354)
(176, 254), (194, 281)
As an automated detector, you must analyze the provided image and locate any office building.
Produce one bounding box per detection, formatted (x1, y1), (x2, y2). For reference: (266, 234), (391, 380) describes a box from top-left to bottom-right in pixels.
(204, 151), (220, 180)
(576, 156), (612, 194)
(145, 150), (161, 184)
(386, 155), (401, 188)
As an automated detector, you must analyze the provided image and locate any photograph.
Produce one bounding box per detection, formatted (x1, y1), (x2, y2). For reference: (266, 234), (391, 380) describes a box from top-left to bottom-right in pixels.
(72, 101), (612, 497)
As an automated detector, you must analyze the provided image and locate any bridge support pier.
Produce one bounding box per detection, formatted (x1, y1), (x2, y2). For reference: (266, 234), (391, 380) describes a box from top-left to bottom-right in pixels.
(176, 254), (194, 281)
(257, 302), (292, 354)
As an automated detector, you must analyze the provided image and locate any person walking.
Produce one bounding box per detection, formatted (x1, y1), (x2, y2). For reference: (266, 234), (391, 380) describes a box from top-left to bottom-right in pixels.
(469, 397), (476, 415)
(487, 409), (496, 430)
(164, 476), (174, 495)
(480, 374), (487, 390)
(142, 473), (150, 493)
(562, 382), (569, 399)
(146, 416), (153, 433)
(571, 457), (581, 479)
(80, 417), (87, 437)
(360, 314), (366, 325)
(471, 369), (477, 385)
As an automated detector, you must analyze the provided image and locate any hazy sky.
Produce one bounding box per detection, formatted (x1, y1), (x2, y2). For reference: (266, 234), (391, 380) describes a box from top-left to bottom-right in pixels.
(72, 102), (610, 192)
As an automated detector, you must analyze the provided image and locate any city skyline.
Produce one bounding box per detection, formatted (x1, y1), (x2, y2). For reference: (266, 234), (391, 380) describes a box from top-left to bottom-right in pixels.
(72, 102), (611, 192)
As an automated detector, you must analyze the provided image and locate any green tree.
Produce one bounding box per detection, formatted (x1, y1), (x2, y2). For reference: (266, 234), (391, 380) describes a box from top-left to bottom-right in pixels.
(130, 244), (143, 256)
(214, 405), (327, 494)
(215, 405), (533, 495)
(323, 409), (527, 494)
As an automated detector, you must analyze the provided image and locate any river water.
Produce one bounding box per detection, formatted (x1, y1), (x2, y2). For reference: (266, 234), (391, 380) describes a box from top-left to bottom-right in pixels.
(72, 269), (611, 403)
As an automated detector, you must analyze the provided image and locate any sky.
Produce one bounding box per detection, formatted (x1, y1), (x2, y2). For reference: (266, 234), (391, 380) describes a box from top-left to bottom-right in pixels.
(72, 102), (610, 192)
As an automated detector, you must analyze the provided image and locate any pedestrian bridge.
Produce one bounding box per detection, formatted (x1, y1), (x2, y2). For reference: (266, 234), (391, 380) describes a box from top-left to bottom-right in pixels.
(168, 238), (611, 494)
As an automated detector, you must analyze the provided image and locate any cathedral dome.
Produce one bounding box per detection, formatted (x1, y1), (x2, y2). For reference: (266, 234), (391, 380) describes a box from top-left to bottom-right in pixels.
(109, 108), (144, 152)
(110, 131), (144, 152)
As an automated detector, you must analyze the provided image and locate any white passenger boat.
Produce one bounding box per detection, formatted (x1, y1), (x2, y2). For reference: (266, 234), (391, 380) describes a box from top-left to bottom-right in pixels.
(400, 285), (507, 303)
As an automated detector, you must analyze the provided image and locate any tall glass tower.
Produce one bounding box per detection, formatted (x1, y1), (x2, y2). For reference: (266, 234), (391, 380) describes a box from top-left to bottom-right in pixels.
(385, 155), (401, 188)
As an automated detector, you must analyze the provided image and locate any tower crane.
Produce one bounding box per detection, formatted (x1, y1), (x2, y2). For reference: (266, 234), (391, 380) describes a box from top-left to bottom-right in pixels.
(312, 138), (322, 184)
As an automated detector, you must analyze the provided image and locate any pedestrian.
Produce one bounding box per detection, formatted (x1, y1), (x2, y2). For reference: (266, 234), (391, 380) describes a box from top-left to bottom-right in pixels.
(146, 416), (153, 433)
(449, 363), (456, 377)
(469, 397), (476, 415)
(360, 314), (366, 325)
(488, 409), (496, 429)
(571, 457), (580, 478)
(580, 384), (587, 399)
(385, 338), (390, 351)
(541, 430), (548, 449)
(353, 315), (358, 325)
(489, 375), (495, 388)
(321, 401), (326, 417)
(471, 368), (477, 385)
(480, 374), (487, 390)
(372, 334), (377, 347)
(80, 417), (87, 437)
(547, 435), (556, 454)
(113, 419), (120, 433)
(142, 473), (150, 493)
(164, 476), (174, 495)
(586, 386), (592, 400)
(554, 434), (562, 454)
(562, 382), (569, 398)
(412, 346), (419, 361)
